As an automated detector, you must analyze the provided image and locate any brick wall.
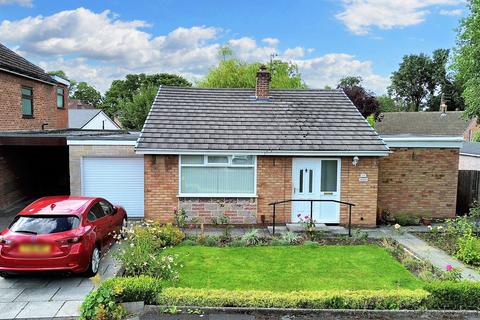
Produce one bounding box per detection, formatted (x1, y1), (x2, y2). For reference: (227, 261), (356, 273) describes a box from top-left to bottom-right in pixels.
(257, 156), (292, 223)
(69, 145), (139, 195)
(144, 155), (379, 226)
(464, 119), (480, 141)
(144, 155), (178, 223)
(179, 198), (256, 224)
(378, 148), (459, 219)
(340, 157), (379, 227)
(0, 71), (68, 131)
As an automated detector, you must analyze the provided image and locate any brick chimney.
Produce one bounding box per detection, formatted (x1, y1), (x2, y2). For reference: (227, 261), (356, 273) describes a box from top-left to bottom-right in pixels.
(255, 65), (271, 99)
(440, 93), (447, 116)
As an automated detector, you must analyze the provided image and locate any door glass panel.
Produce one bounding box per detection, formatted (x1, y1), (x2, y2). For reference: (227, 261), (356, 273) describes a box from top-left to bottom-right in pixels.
(299, 169), (303, 193)
(321, 160), (338, 192)
(309, 169), (313, 193)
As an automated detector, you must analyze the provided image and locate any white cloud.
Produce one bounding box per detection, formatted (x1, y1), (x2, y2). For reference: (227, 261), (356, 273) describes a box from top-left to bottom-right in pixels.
(0, 0), (32, 7)
(439, 8), (463, 15)
(0, 7), (389, 94)
(336, 0), (462, 35)
(283, 47), (305, 59)
(294, 53), (389, 93)
(261, 37), (279, 46)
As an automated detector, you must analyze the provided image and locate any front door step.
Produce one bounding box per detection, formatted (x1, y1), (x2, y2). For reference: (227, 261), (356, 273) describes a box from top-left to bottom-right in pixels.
(286, 223), (327, 232)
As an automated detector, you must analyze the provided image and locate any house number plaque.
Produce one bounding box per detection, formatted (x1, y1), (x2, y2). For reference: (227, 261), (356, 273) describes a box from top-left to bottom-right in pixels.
(359, 173), (368, 182)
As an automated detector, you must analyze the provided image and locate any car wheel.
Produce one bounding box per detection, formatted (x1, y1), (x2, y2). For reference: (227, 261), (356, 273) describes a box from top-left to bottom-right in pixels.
(84, 246), (101, 277)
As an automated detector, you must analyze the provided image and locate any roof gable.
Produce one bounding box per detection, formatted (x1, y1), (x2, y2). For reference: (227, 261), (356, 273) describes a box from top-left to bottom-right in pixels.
(136, 86), (388, 154)
(376, 111), (471, 136)
(68, 109), (102, 128)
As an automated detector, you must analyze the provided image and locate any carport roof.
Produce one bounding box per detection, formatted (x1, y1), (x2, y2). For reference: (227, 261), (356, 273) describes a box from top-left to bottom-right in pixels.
(0, 129), (136, 145)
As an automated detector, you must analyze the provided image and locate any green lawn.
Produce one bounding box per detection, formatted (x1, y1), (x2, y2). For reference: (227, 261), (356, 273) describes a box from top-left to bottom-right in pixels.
(165, 245), (423, 292)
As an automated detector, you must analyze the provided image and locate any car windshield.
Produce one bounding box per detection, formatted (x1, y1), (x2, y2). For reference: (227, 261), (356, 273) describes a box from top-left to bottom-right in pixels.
(9, 215), (80, 235)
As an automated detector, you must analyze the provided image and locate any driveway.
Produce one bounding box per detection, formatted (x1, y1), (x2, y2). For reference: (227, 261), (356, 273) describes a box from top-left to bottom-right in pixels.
(0, 201), (122, 319)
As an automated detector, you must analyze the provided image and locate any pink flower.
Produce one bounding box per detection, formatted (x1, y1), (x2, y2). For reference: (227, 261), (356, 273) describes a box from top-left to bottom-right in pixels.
(173, 207), (177, 212)
(446, 265), (453, 271)
(297, 213), (301, 217)
(304, 215), (309, 220)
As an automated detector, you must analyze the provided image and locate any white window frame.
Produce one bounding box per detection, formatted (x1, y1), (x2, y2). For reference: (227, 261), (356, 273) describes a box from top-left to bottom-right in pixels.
(178, 155), (257, 198)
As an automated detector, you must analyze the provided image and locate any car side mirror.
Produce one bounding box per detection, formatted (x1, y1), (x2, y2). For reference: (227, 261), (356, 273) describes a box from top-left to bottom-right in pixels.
(112, 206), (118, 215)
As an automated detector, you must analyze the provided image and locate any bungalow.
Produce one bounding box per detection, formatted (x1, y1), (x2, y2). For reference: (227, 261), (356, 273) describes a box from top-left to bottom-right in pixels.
(135, 67), (463, 226)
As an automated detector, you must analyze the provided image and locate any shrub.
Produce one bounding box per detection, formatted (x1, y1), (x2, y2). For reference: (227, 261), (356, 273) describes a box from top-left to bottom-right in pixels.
(456, 233), (480, 266)
(204, 236), (219, 247)
(158, 288), (428, 310)
(114, 223), (183, 279)
(179, 239), (196, 246)
(281, 231), (300, 244)
(270, 239), (290, 246)
(303, 240), (319, 247)
(425, 281), (480, 310)
(81, 276), (163, 320)
(394, 213), (420, 226)
(241, 229), (261, 246)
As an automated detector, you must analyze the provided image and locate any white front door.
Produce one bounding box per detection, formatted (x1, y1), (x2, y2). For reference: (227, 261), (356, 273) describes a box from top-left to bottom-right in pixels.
(292, 158), (341, 224)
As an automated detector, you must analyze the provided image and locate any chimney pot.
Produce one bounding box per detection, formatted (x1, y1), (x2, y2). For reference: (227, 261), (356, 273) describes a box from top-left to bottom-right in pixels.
(256, 65), (271, 99)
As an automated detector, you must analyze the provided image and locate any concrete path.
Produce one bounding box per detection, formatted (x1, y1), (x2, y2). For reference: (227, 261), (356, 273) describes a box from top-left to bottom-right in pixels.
(378, 227), (480, 281)
(0, 245), (122, 319)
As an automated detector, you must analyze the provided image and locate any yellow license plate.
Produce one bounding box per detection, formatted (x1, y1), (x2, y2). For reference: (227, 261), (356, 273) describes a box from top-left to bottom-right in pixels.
(18, 244), (51, 254)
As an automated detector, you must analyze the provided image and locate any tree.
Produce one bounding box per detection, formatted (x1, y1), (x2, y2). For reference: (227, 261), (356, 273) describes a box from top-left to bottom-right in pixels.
(102, 73), (192, 117)
(377, 95), (404, 112)
(71, 82), (102, 107)
(118, 85), (158, 130)
(197, 49), (307, 89)
(337, 76), (379, 118)
(389, 49), (464, 112)
(453, 0), (480, 119)
(388, 53), (434, 111)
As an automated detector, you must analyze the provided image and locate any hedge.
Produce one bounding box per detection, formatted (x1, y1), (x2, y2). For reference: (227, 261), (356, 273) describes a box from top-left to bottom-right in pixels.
(158, 288), (429, 310)
(425, 281), (480, 310)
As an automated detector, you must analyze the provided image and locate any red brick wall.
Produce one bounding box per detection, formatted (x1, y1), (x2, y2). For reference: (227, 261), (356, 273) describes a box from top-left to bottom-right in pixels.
(144, 155), (178, 223)
(0, 71), (68, 131)
(340, 157), (379, 227)
(378, 148), (459, 219)
(144, 155), (380, 226)
(257, 156), (292, 223)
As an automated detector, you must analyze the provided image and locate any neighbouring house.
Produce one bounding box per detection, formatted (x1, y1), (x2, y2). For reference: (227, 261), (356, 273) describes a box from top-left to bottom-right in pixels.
(68, 109), (121, 130)
(376, 102), (463, 221)
(376, 109), (480, 142)
(459, 142), (480, 170)
(0, 43), (137, 212)
(68, 99), (95, 109)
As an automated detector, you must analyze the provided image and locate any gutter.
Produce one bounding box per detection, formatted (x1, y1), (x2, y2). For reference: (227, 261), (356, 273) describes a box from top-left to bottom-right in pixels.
(134, 149), (390, 157)
(380, 135), (464, 148)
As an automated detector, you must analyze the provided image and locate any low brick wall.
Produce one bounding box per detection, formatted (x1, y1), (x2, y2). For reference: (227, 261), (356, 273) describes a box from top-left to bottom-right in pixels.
(179, 198), (257, 224)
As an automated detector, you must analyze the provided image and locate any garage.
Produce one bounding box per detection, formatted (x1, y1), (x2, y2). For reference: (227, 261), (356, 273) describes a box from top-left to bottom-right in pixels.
(82, 157), (144, 217)
(67, 132), (144, 218)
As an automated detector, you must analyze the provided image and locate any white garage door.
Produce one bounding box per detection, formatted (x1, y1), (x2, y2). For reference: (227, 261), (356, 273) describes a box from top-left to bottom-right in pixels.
(82, 157), (144, 217)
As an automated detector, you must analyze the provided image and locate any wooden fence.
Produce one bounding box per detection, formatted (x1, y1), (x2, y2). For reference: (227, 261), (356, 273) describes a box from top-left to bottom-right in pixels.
(457, 170), (480, 215)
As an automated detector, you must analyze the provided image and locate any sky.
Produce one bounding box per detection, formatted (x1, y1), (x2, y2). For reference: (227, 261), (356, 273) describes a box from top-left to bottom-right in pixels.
(0, 0), (466, 94)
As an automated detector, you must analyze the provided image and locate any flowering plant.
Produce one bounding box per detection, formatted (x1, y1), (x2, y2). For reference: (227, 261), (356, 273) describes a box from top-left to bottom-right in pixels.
(297, 213), (316, 236)
(440, 264), (462, 281)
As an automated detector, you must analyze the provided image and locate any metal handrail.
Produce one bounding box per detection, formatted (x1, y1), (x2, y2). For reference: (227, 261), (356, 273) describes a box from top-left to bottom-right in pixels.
(268, 199), (356, 237)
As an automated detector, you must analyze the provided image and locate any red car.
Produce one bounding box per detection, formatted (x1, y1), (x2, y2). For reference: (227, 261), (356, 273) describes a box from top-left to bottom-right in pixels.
(0, 196), (127, 278)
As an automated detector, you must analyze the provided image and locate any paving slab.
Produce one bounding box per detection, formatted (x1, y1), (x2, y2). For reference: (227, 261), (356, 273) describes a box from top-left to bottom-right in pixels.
(51, 285), (94, 301)
(10, 279), (49, 289)
(46, 277), (83, 288)
(16, 301), (64, 319)
(380, 227), (480, 281)
(0, 278), (16, 289)
(55, 300), (82, 318)
(14, 287), (60, 302)
(0, 302), (27, 319)
(0, 288), (24, 302)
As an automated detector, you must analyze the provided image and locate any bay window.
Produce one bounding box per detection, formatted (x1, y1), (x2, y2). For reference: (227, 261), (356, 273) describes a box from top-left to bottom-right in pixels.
(180, 155), (256, 196)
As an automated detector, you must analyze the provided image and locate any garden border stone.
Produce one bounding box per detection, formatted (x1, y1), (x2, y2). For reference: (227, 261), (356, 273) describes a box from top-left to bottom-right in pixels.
(140, 305), (480, 320)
